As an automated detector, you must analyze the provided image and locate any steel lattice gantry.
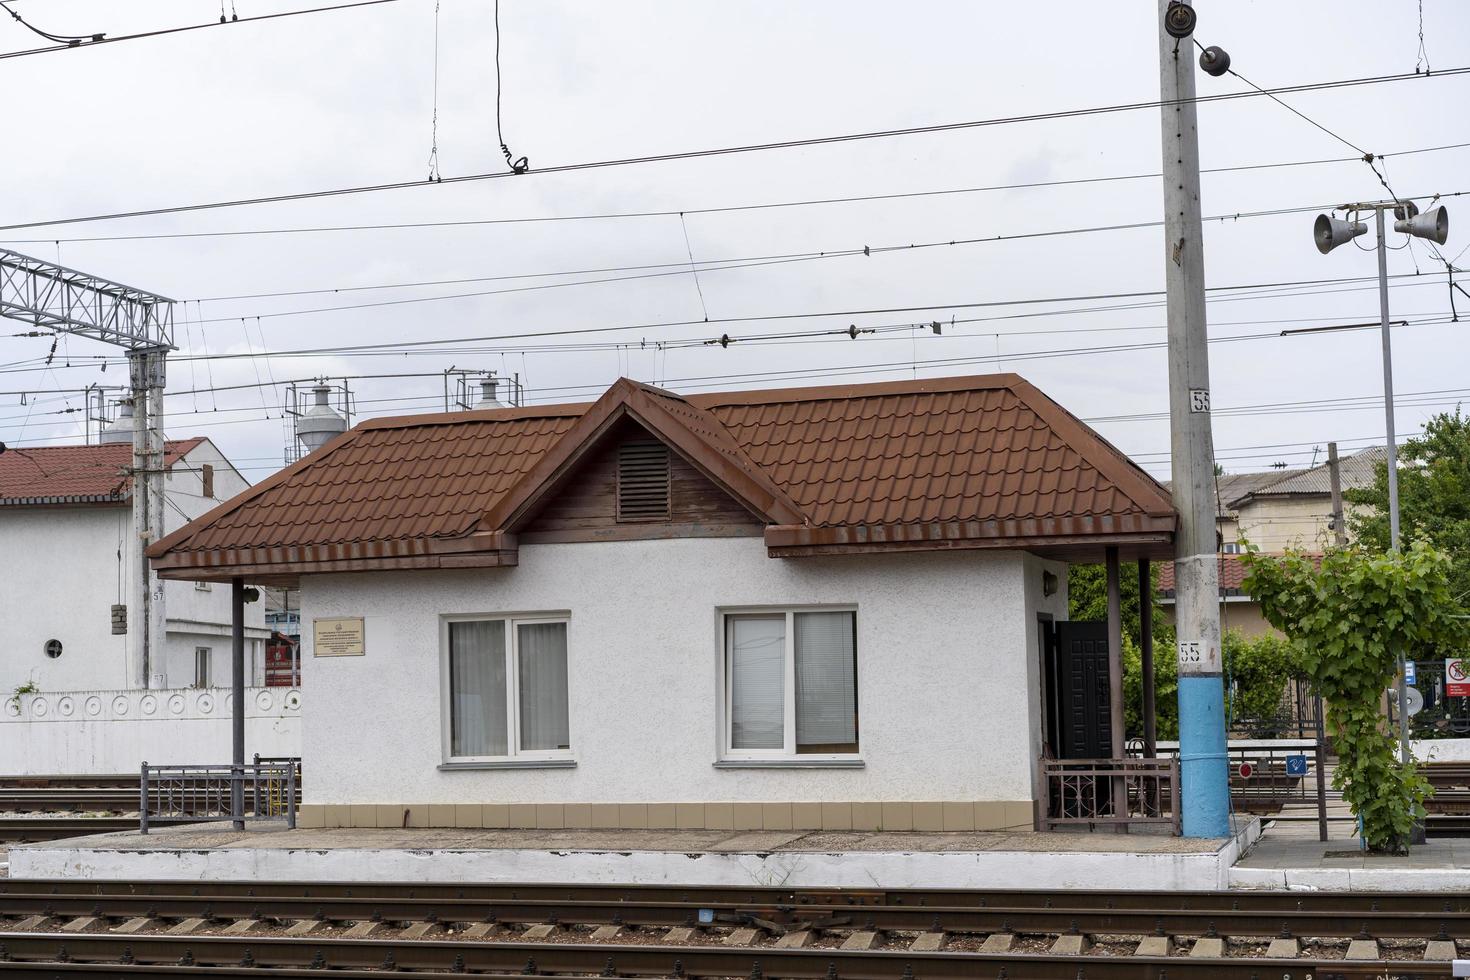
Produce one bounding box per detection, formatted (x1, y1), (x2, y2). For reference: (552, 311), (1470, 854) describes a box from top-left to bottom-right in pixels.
(0, 246), (177, 693)
(0, 247), (174, 348)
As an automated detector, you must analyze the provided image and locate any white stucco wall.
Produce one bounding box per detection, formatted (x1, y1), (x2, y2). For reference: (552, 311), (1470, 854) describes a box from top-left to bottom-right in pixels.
(0, 686), (301, 774)
(301, 538), (1069, 807)
(0, 439), (265, 694)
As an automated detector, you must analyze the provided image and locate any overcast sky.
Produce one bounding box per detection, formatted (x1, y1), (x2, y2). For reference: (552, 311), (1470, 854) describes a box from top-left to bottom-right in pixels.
(2, 0), (1467, 483)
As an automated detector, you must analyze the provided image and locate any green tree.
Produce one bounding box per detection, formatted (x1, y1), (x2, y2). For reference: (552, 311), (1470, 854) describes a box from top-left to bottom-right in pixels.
(1067, 563), (1159, 649)
(1244, 542), (1466, 852)
(1347, 409), (1470, 601)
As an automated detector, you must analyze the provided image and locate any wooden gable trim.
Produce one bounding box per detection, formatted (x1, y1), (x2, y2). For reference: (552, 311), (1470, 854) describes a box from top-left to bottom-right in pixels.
(479, 378), (807, 534)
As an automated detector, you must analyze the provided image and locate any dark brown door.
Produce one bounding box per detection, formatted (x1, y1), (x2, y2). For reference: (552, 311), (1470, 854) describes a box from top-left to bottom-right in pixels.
(1056, 621), (1110, 760)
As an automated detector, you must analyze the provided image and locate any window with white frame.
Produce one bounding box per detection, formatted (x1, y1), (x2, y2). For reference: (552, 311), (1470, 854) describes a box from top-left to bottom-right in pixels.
(194, 647), (211, 688)
(723, 609), (858, 757)
(444, 617), (571, 761)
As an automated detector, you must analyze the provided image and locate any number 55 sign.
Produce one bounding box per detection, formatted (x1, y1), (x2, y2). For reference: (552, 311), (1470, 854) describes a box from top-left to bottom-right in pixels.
(1447, 658), (1470, 697)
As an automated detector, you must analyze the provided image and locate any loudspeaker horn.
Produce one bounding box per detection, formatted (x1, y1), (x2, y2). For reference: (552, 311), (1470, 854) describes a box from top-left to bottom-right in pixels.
(1313, 213), (1367, 254)
(1394, 204), (1449, 245)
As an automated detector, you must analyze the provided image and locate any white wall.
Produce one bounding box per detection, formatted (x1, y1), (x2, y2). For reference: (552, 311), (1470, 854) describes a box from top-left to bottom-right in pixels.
(302, 538), (1067, 807)
(0, 686), (301, 774)
(0, 439), (265, 694)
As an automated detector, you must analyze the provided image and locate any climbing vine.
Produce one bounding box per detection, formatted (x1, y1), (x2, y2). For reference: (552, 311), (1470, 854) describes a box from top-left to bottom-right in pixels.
(1244, 542), (1464, 853)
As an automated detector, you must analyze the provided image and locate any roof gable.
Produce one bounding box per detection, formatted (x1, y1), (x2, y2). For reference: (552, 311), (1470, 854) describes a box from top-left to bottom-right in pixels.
(480, 378), (805, 533)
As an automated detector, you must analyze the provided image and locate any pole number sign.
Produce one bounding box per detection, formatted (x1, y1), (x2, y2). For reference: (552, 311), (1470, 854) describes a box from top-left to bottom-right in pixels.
(1447, 658), (1470, 697)
(1189, 389), (1210, 413)
(1177, 640), (1203, 668)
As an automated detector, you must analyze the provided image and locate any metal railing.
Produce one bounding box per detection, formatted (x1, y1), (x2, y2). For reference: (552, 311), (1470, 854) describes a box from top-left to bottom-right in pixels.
(139, 760), (298, 834)
(1038, 757), (1180, 834)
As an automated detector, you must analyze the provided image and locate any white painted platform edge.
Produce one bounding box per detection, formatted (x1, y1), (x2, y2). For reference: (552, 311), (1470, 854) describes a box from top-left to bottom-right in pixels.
(1232, 864), (1470, 892)
(12, 839), (1244, 892)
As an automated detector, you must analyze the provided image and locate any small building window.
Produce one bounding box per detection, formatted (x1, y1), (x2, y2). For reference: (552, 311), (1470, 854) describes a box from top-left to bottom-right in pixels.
(616, 440), (671, 522)
(194, 647), (211, 688)
(444, 617), (570, 761)
(201, 463), (215, 499)
(44, 639), (62, 659)
(722, 609), (858, 758)
(196, 580), (212, 591)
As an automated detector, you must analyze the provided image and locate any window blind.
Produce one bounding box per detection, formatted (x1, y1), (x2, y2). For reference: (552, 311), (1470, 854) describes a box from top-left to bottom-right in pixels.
(449, 620), (508, 757)
(728, 614), (786, 749)
(794, 611), (857, 749)
(518, 622), (571, 751)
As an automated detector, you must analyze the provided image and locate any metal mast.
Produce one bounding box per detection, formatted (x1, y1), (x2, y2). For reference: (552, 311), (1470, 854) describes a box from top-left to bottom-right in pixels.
(1, 247), (175, 688)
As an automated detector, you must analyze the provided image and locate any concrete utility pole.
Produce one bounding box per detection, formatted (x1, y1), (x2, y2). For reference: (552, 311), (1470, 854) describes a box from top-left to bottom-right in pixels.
(1157, 0), (1231, 838)
(1327, 441), (1348, 548)
(128, 350), (168, 688)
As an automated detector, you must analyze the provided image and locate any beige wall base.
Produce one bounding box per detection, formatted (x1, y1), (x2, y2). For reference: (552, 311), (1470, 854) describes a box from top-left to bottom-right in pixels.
(297, 800), (1036, 833)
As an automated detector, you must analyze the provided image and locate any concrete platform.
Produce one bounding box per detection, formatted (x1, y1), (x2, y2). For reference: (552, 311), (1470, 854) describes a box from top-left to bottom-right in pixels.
(11, 817), (1259, 890)
(1232, 833), (1470, 891)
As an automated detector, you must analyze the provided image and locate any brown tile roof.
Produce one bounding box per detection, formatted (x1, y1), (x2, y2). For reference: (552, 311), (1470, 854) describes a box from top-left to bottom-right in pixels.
(150, 374), (1176, 581)
(0, 438), (205, 506)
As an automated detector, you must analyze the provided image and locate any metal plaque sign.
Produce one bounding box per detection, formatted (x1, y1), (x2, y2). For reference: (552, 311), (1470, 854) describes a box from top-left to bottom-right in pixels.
(1405, 660), (1417, 685)
(1448, 658), (1470, 697)
(313, 617), (366, 657)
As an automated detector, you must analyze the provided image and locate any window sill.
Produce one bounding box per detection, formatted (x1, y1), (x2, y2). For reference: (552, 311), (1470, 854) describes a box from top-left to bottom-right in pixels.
(714, 758), (865, 770)
(438, 759), (577, 771)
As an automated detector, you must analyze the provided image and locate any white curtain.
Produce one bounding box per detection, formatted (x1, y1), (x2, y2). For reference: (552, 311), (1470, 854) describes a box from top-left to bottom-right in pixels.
(449, 620), (507, 757)
(518, 622), (570, 751)
(729, 615), (786, 749)
(795, 611), (857, 749)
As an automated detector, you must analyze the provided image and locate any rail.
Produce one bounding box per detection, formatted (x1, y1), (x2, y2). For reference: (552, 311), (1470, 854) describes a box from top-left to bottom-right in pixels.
(1038, 756), (1179, 833)
(0, 881), (1457, 978)
(139, 760), (297, 834)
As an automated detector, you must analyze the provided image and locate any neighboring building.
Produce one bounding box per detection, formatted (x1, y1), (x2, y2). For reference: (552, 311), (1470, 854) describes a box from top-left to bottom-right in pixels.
(1157, 555), (1277, 638)
(1225, 446), (1384, 551)
(1158, 446), (1383, 635)
(151, 374), (1178, 832)
(264, 587), (301, 640)
(0, 436), (270, 693)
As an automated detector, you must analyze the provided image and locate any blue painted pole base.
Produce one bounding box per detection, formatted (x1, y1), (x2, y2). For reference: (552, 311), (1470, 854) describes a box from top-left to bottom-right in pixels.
(1177, 674), (1231, 838)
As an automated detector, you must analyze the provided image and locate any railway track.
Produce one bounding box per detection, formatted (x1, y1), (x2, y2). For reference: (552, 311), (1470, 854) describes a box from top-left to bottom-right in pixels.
(0, 818), (142, 844)
(0, 882), (1460, 977)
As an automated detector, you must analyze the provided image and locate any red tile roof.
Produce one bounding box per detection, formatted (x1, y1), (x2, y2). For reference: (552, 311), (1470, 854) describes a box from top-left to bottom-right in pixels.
(150, 374), (1176, 581)
(0, 438), (205, 505)
(1157, 552), (1323, 597)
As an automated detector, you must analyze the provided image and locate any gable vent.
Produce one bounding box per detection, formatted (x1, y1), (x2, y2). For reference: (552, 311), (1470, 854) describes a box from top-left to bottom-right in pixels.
(617, 440), (671, 522)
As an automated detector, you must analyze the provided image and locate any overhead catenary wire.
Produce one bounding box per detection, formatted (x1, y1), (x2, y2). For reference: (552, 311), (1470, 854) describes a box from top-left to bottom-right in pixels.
(11, 140), (1470, 248)
(0, 0), (401, 61)
(0, 270), (1449, 379)
(4, 64), (1468, 235)
(115, 190), (1458, 323)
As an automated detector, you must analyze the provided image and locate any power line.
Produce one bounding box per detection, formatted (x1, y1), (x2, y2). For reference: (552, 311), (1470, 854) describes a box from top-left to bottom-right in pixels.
(10, 140), (1470, 247)
(175, 270), (1449, 359)
(0, 270), (1447, 380)
(4, 65), (1467, 234)
(104, 192), (1449, 326)
(0, 0), (401, 61)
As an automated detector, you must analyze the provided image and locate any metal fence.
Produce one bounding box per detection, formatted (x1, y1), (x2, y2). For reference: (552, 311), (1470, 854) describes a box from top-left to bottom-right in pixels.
(139, 760), (298, 834)
(1139, 737), (1329, 839)
(1230, 681), (1323, 740)
(1038, 757), (1180, 834)
(1403, 660), (1470, 738)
